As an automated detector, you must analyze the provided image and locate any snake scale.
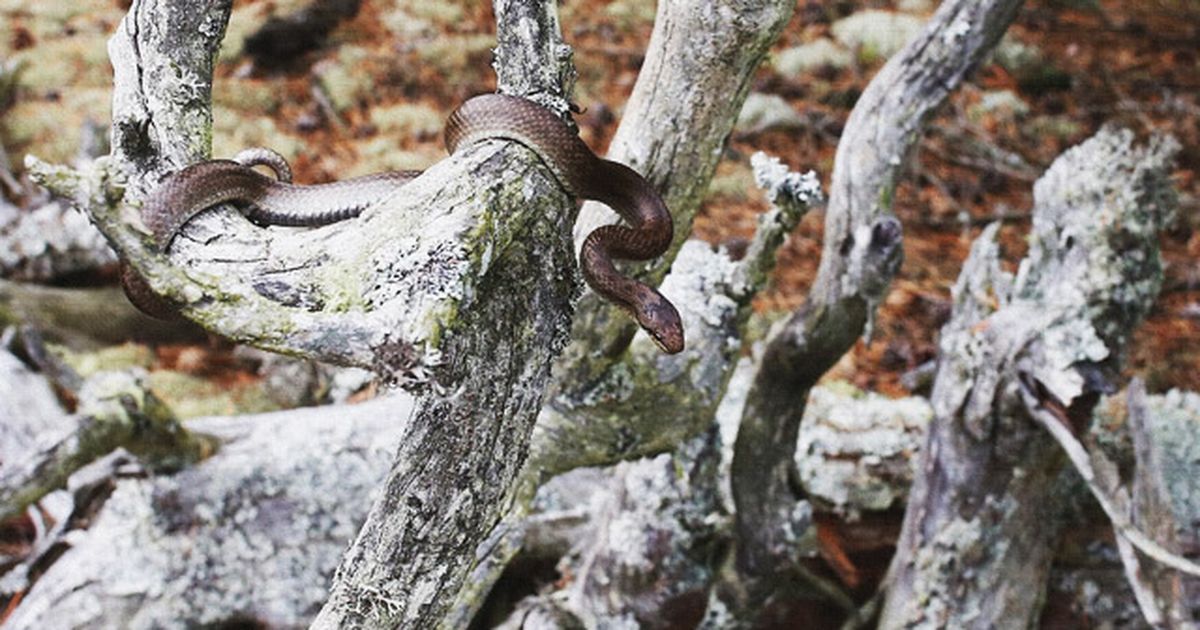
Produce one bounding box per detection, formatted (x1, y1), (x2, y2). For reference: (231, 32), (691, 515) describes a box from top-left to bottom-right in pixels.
(122, 93), (685, 354)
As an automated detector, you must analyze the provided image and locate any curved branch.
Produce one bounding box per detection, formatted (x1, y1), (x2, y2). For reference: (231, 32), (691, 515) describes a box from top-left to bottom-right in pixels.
(26, 0), (586, 627)
(728, 0), (1025, 615)
(557, 0), (796, 374)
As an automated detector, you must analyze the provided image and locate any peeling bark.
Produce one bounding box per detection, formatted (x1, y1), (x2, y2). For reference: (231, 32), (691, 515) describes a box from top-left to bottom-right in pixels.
(881, 129), (1178, 628)
(727, 0), (1024, 618)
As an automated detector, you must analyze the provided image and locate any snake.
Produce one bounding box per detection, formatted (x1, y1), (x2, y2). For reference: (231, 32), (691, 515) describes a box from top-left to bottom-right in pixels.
(121, 94), (685, 354)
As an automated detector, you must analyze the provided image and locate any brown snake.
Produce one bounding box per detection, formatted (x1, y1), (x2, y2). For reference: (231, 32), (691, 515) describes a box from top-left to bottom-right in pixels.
(122, 94), (684, 354)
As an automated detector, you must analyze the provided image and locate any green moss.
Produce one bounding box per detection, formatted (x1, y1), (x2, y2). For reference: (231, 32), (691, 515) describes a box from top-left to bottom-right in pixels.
(602, 0), (657, 28)
(55, 343), (155, 378)
(147, 370), (280, 419)
(773, 40), (853, 77)
(831, 10), (924, 63)
(381, 0), (471, 38)
(1023, 115), (1084, 142)
(878, 182), (894, 209)
(705, 163), (755, 203)
(219, 0), (313, 62)
(315, 262), (367, 313)
(11, 32), (110, 90)
(313, 45), (374, 114)
(370, 102), (443, 139)
(967, 90), (1030, 123)
(211, 106), (303, 160)
(4, 87), (109, 162)
(0, 1), (83, 20)
(405, 1), (465, 25)
(416, 34), (495, 78)
(212, 78), (283, 115)
(352, 136), (437, 175)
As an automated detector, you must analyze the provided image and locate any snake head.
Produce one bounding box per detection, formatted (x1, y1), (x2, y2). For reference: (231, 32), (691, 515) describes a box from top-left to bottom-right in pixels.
(632, 285), (685, 354)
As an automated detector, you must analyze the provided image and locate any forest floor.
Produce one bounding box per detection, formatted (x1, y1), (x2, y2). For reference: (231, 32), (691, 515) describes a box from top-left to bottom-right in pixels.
(1, 0), (1197, 405)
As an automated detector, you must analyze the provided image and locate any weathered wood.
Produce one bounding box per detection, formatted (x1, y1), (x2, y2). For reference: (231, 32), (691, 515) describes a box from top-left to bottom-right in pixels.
(881, 128), (1178, 628)
(555, 0), (796, 380)
(446, 2), (802, 619)
(727, 1), (1024, 618)
(1123, 381), (1199, 627)
(442, 159), (817, 626)
(19, 0), (587, 627)
(532, 158), (818, 487)
(0, 199), (116, 283)
(30, 0), (578, 376)
(496, 430), (727, 629)
(3, 396), (411, 630)
(0, 279), (206, 348)
(311, 1), (580, 626)
(0, 347), (72, 473)
(0, 365), (209, 522)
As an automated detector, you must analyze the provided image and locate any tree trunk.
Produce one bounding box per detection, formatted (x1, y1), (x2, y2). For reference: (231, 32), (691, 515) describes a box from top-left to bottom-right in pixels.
(27, 0), (589, 627)
(881, 128), (1178, 628)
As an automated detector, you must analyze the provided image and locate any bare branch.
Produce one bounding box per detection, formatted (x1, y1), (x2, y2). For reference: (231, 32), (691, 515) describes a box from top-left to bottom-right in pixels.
(881, 128), (1179, 628)
(728, 1), (1024, 616)
(556, 0), (795, 371)
(1021, 386), (1200, 578)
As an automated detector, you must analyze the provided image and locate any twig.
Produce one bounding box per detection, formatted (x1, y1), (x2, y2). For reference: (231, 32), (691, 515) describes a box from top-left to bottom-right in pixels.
(922, 126), (1040, 183)
(1114, 529), (1169, 628)
(1018, 375), (1200, 579)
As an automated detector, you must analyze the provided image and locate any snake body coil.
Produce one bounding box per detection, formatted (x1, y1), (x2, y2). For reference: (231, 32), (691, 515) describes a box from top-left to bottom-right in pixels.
(123, 94), (684, 354)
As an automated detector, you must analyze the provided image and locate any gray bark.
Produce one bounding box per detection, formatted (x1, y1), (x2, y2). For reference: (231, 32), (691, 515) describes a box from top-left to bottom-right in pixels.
(0, 367), (208, 522)
(24, 0), (582, 627)
(1126, 381), (1200, 626)
(447, 0), (802, 621)
(0, 198), (116, 283)
(881, 128), (1179, 628)
(476, 377), (932, 629)
(445, 159), (818, 627)
(3, 395), (410, 630)
(554, 0), (795, 381)
(311, 2), (578, 627)
(795, 387), (932, 519)
(727, 0), (1024, 616)
(0, 346), (73, 473)
(484, 430), (727, 630)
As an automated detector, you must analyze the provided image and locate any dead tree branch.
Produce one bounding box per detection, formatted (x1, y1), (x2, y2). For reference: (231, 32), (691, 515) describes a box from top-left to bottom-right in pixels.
(727, 0), (1024, 619)
(555, 0), (796, 377)
(21, 0), (588, 626)
(881, 128), (1179, 628)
